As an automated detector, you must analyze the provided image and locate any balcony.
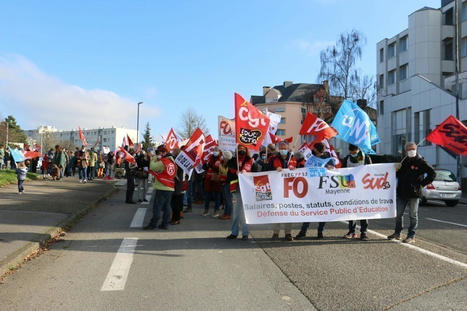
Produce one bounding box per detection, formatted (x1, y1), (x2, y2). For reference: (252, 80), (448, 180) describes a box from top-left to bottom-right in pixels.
(442, 25), (455, 41)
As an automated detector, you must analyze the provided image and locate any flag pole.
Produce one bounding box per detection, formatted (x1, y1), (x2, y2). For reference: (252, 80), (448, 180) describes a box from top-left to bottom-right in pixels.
(416, 138), (426, 147)
(236, 146), (240, 173)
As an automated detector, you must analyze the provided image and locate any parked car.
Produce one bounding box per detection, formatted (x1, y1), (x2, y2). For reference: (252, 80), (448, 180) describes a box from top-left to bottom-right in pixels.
(420, 169), (462, 207)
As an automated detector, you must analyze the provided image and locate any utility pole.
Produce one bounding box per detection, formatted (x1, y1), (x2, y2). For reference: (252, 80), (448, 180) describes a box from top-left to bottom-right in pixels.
(5, 120), (8, 147)
(455, 0), (462, 182)
(136, 102), (143, 145)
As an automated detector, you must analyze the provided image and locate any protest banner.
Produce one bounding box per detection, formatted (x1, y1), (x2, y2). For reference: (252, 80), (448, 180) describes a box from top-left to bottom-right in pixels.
(218, 116), (236, 152)
(175, 128), (205, 175)
(238, 163), (396, 224)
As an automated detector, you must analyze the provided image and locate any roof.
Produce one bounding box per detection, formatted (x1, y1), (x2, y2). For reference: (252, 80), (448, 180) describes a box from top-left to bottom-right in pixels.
(251, 83), (324, 104)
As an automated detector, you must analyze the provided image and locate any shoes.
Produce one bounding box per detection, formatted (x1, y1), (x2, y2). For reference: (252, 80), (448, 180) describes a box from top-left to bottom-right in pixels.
(387, 233), (401, 240)
(360, 233), (369, 241)
(126, 201), (136, 204)
(158, 225), (168, 230)
(83, 179), (87, 184)
(344, 232), (358, 239)
(180, 212), (184, 219)
(402, 237), (415, 244)
(138, 199), (143, 202)
(241, 235), (248, 241)
(170, 221), (180, 225)
(212, 212), (220, 218)
(219, 214), (232, 220)
(226, 234), (237, 240)
(317, 232), (324, 239)
(271, 233), (279, 241)
(143, 199), (149, 202)
(295, 231), (306, 240)
(143, 224), (155, 230)
(285, 234), (294, 241)
(202, 209), (209, 216)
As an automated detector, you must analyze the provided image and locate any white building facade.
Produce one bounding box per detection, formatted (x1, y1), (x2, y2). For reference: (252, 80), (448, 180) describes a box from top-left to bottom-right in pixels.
(377, 0), (467, 178)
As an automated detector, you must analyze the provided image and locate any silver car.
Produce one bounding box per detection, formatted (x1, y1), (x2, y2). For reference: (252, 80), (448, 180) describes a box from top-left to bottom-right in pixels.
(421, 169), (462, 207)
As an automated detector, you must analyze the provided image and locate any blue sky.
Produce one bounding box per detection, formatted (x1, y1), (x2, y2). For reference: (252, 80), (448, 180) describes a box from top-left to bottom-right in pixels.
(0, 0), (439, 140)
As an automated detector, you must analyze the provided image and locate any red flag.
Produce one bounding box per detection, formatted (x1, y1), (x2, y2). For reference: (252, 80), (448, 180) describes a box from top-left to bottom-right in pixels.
(299, 113), (338, 142)
(201, 135), (218, 163)
(119, 147), (136, 164)
(23, 151), (42, 159)
(127, 134), (134, 147)
(234, 93), (270, 151)
(426, 115), (467, 155)
(78, 127), (88, 146)
(164, 128), (180, 152)
(174, 128), (205, 175)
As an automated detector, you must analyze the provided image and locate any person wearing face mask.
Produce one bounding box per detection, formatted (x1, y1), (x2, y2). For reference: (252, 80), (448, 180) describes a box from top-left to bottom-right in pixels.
(271, 141), (296, 241)
(203, 147), (223, 217)
(387, 142), (435, 244)
(341, 144), (372, 241)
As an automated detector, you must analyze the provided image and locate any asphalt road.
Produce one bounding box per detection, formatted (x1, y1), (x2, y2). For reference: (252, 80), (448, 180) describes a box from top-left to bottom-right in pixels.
(0, 186), (465, 311)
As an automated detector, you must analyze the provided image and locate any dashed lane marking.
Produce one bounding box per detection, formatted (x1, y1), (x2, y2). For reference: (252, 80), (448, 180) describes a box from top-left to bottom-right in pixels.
(101, 238), (138, 291)
(130, 208), (147, 228)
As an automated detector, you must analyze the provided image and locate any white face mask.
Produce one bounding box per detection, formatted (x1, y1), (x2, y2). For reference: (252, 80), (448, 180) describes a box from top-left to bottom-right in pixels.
(407, 150), (417, 158)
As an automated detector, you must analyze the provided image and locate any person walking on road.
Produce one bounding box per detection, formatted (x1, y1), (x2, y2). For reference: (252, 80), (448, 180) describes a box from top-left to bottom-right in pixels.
(135, 150), (150, 202)
(125, 148), (137, 204)
(16, 161), (27, 194)
(144, 145), (177, 230)
(387, 142), (435, 244)
(78, 146), (89, 183)
(170, 148), (184, 225)
(341, 144), (372, 241)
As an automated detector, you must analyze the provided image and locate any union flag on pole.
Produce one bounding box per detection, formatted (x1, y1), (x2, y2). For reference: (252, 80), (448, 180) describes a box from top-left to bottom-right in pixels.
(127, 134), (134, 148)
(299, 113), (338, 141)
(426, 115), (467, 155)
(164, 128), (180, 152)
(78, 127), (88, 146)
(234, 93), (270, 151)
(119, 146), (136, 164)
(174, 128), (206, 175)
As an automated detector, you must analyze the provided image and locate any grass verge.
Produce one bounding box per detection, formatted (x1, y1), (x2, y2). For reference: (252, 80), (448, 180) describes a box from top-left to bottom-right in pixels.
(0, 169), (39, 187)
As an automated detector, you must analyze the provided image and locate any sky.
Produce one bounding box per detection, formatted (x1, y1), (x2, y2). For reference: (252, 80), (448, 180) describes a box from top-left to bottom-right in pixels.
(0, 0), (440, 141)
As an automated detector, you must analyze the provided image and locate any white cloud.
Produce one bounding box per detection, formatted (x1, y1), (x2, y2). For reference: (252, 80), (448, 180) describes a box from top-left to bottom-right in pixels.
(0, 55), (159, 130)
(293, 39), (335, 56)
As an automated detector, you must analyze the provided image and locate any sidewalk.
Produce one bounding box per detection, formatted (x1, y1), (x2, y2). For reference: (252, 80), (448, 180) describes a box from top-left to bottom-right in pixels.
(0, 177), (117, 277)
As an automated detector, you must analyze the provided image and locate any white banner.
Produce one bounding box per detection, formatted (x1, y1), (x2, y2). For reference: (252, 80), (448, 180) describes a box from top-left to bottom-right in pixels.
(218, 116), (236, 152)
(238, 163), (397, 224)
(175, 150), (195, 175)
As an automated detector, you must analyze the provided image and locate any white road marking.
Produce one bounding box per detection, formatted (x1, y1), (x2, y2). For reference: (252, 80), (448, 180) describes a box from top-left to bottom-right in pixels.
(115, 180), (126, 186)
(425, 217), (467, 228)
(101, 238), (138, 291)
(130, 208), (147, 228)
(339, 221), (467, 270)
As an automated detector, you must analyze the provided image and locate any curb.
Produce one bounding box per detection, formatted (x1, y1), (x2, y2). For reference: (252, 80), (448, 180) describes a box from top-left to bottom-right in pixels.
(0, 185), (119, 279)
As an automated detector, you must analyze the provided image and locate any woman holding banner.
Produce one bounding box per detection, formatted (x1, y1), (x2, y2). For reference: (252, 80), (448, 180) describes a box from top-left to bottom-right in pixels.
(226, 145), (253, 241)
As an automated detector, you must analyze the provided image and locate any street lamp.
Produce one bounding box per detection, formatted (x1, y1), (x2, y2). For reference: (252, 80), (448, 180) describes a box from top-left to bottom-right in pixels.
(136, 102), (143, 145)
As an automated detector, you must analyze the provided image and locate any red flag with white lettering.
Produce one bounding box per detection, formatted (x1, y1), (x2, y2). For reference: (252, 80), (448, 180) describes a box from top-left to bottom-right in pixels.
(426, 115), (467, 155)
(78, 127), (88, 146)
(174, 128), (206, 175)
(234, 93), (270, 151)
(127, 134), (134, 148)
(299, 113), (338, 142)
(164, 128), (180, 152)
(119, 147), (136, 164)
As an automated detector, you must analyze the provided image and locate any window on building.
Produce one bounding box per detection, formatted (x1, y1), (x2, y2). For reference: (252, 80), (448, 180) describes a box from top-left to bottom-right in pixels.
(379, 48), (384, 62)
(379, 101), (384, 115)
(379, 74), (384, 89)
(274, 107), (285, 112)
(103, 138), (107, 142)
(301, 107), (306, 114)
(399, 64), (408, 81)
(387, 43), (395, 59)
(463, 3), (467, 21)
(445, 8), (454, 25)
(391, 107), (412, 156)
(276, 129), (285, 136)
(414, 109), (431, 146)
(399, 36), (408, 53)
(462, 38), (467, 58)
(279, 117), (286, 124)
(388, 70), (396, 85)
(444, 38), (454, 60)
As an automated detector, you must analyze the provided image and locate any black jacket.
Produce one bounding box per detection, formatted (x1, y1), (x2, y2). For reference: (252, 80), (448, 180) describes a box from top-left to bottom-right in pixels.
(396, 155), (435, 199)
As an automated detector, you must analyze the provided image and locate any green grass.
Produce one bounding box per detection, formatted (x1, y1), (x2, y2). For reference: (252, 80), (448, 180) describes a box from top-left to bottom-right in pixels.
(0, 169), (39, 187)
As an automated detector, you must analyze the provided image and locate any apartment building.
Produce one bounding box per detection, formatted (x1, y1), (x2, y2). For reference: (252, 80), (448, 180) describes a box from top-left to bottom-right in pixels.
(377, 0), (467, 176)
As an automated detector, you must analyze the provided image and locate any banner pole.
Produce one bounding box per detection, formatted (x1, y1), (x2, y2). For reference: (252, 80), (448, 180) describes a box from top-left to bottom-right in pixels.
(236, 147), (240, 172)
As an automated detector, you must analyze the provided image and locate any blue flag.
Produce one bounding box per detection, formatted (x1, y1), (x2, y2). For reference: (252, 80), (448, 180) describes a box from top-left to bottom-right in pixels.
(305, 155), (332, 177)
(9, 147), (26, 162)
(331, 100), (380, 154)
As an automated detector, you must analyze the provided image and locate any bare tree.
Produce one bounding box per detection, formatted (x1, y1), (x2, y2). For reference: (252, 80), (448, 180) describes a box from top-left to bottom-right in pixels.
(351, 73), (376, 108)
(318, 30), (365, 99)
(177, 109), (209, 139)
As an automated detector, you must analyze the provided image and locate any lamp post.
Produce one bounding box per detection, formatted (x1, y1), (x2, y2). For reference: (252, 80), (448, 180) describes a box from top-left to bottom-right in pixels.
(137, 102), (143, 145)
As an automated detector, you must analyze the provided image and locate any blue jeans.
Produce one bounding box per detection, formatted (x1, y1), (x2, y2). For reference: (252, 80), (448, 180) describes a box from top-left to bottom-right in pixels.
(231, 191), (248, 236)
(149, 190), (173, 228)
(18, 179), (24, 192)
(204, 191), (221, 212)
(79, 167), (87, 180)
(222, 183), (233, 216)
(395, 197), (419, 238)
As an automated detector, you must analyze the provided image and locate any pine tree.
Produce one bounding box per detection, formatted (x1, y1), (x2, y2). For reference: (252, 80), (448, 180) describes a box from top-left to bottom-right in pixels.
(142, 122), (152, 150)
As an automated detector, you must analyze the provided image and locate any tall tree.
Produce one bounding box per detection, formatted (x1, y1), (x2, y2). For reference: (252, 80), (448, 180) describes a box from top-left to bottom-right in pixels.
(177, 109), (209, 139)
(0, 115), (27, 145)
(142, 122), (153, 150)
(318, 29), (364, 99)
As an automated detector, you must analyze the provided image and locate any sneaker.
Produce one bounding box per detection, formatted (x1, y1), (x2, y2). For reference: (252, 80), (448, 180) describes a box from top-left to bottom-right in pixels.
(226, 234), (237, 240)
(241, 235), (248, 241)
(360, 233), (369, 241)
(285, 234), (294, 241)
(202, 210), (209, 216)
(387, 233), (401, 240)
(212, 212), (220, 218)
(317, 232), (324, 239)
(170, 221), (180, 225)
(219, 214), (232, 220)
(295, 231), (306, 240)
(143, 224), (156, 230)
(402, 237), (415, 244)
(344, 232), (358, 239)
(271, 233), (280, 241)
(83, 179), (87, 184)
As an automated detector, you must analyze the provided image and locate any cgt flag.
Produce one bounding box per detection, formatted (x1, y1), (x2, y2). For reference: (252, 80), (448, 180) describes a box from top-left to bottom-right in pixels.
(331, 100), (380, 154)
(234, 93), (270, 151)
(175, 128), (205, 175)
(426, 115), (467, 155)
(299, 113), (338, 142)
(78, 127), (88, 146)
(119, 147), (136, 164)
(164, 128), (180, 152)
